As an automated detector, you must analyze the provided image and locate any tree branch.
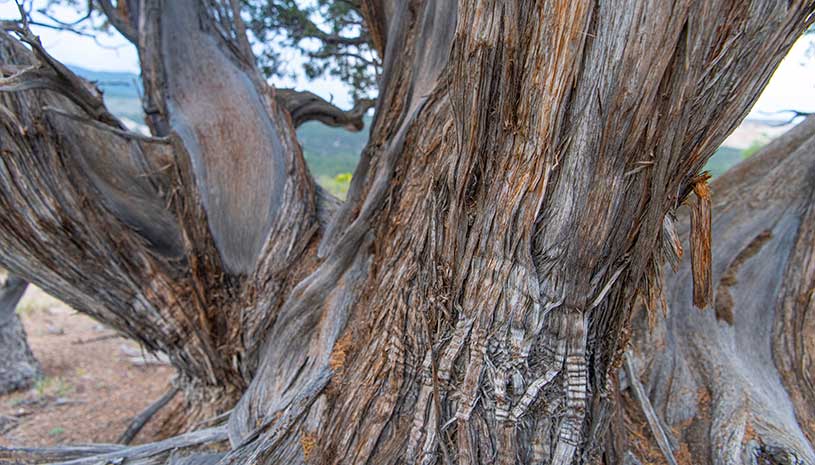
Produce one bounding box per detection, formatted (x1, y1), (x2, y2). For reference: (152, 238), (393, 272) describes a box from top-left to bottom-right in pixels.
(1, 0), (324, 410)
(624, 352), (679, 465)
(96, 0), (138, 43)
(0, 16), (121, 127)
(275, 88), (374, 130)
(42, 105), (169, 143)
(358, 0), (389, 56)
(118, 386), (181, 445)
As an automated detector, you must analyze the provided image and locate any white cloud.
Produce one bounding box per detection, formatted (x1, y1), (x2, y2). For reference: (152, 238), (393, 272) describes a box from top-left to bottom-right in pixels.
(748, 35), (815, 120)
(0, 1), (139, 72)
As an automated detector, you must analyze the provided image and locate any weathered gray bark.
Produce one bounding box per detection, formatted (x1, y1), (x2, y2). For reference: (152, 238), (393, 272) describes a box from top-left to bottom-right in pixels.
(0, 0), (321, 427)
(275, 89), (375, 130)
(623, 116), (815, 465)
(0, 274), (40, 394)
(0, 0), (813, 464)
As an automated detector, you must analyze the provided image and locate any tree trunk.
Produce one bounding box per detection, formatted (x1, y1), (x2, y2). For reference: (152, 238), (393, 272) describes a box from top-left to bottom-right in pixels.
(0, 0), (321, 428)
(0, 1), (813, 464)
(0, 274), (40, 394)
(622, 115), (815, 465)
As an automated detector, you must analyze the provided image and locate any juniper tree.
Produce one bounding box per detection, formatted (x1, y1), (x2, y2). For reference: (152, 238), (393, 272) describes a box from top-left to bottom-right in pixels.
(0, 1), (813, 464)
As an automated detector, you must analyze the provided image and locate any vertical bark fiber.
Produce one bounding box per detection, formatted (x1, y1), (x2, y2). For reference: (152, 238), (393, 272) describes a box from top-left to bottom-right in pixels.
(0, 0), (813, 464)
(223, 1), (815, 464)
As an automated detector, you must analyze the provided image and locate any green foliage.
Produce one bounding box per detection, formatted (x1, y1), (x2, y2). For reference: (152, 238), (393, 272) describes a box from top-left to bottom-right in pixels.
(34, 376), (74, 398)
(48, 427), (65, 437)
(741, 140), (766, 160)
(703, 146), (743, 178)
(240, 0), (380, 100)
(318, 172), (353, 199)
(36, 0), (380, 100)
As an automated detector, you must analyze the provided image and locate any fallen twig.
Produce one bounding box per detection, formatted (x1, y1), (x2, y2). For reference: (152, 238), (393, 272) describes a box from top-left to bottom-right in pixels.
(118, 385), (180, 444)
(624, 352), (680, 465)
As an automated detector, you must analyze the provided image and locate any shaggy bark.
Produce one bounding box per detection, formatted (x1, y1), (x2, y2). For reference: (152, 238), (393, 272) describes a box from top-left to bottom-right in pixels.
(0, 0), (813, 464)
(623, 116), (815, 465)
(0, 274), (40, 394)
(0, 0), (321, 426)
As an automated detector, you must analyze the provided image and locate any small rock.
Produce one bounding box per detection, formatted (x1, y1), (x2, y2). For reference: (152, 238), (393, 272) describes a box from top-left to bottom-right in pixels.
(54, 397), (82, 406)
(46, 324), (65, 335)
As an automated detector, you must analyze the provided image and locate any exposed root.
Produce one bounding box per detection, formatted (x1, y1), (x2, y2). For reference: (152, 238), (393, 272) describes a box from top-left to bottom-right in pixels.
(119, 386), (181, 445)
(0, 427), (228, 465)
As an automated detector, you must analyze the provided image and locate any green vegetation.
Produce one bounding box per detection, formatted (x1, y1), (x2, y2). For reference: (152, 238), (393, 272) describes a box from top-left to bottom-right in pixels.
(703, 146), (744, 178)
(34, 376), (74, 398)
(48, 427), (65, 437)
(741, 140), (767, 160)
(297, 118), (368, 197)
(318, 173), (353, 199)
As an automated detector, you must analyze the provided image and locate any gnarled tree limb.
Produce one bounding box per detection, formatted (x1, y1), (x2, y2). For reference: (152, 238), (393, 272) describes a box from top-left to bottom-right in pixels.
(275, 88), (374, 129)
(0, 426), (227, 465)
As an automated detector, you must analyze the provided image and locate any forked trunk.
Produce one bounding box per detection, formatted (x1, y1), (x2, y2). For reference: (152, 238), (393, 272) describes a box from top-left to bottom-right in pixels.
(0, 0), (320, 428)
(0, 1), (813, 464)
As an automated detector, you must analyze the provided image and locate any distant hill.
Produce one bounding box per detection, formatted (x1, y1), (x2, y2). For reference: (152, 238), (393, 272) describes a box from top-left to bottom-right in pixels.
(68, 66), (141, 98)
(297, 117), (370, 193)
(704, 146), (745, 178)
(69, 66), (144, 126)
(68, 66), (771, 191)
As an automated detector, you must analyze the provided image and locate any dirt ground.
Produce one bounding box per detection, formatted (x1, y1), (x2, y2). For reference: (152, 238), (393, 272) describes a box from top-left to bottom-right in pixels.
(0, 287), (176, 447)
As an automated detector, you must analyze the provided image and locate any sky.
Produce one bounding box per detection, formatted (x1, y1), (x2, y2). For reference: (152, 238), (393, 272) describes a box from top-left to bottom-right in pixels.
(1, 0), (814, 117)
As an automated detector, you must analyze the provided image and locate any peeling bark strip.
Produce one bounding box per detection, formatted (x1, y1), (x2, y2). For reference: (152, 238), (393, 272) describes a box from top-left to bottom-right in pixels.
(690, 175), (713, 309)
(1, 0), (815, 464)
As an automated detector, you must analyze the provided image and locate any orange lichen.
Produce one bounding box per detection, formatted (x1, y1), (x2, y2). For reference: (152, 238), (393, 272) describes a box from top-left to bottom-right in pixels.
(329, 332), (354, 370)
(743, 422), (757, 444)
(300, 430), (318, 460)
